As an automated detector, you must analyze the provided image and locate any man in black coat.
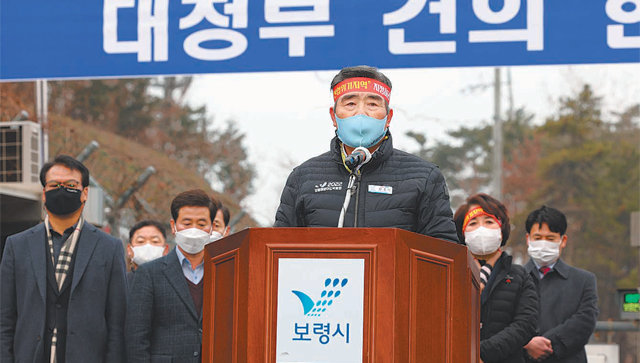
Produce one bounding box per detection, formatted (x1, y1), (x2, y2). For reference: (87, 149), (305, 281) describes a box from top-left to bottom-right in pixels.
(274, 65), (458, 243)
(523, 206), (598, 363)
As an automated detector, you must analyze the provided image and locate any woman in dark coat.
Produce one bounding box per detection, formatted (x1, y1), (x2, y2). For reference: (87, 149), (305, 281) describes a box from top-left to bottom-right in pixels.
(454, 193), (538, 363)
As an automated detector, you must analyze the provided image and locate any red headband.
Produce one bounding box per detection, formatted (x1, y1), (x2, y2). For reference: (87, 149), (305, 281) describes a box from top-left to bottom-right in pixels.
(332, 77), (391, 103)
(462, 206), (502, 231)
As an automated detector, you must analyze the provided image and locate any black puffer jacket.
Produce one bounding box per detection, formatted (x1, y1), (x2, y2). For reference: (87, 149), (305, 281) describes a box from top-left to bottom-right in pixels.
(481, 252), (539, 362)
(274, 133), (459, 243)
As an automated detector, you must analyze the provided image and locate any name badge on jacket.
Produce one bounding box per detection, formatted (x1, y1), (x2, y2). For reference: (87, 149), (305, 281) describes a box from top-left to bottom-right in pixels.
(368, 185), (393, 195)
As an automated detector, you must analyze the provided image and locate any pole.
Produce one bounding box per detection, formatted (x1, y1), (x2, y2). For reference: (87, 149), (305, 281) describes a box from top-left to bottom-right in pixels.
(76, 141), (100, 162)
(492, 68), (503, 200)
(338, 174), (357, 228)
(114, 166), (156, 209)
(507, 67), (514, 121)
(35, 80), (49, 163)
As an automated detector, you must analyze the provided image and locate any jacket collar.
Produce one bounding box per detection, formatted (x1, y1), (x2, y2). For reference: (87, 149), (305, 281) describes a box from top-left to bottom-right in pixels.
(330, 131), (394, 171)
(525, 258), (569, 279)
(28, 222), (97, 299)
(28, 223), (47, 302)
(550, 258), (570, 279)
(483, 252), (512, 304)
(70, 222), (99, 295)
(524, 259), (535, 273)
(498, 251), (512, 269)
(162, 248), (200, 321)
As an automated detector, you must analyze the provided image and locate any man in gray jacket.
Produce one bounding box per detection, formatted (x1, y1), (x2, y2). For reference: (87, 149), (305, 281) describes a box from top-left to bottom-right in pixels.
(126, 189), (218, 362)
(274, 65), (458, 243)
(0, 155), (127, 362)
(523, 206), (598, 362)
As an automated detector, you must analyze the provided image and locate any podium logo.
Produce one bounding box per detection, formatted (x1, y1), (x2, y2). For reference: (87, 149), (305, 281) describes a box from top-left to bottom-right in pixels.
(314, 181), (343, 193)
(292, 277), (349, 317)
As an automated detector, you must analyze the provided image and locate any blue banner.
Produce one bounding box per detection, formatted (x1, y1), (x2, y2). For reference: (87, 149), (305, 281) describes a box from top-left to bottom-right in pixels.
(1, 0), (639, 80)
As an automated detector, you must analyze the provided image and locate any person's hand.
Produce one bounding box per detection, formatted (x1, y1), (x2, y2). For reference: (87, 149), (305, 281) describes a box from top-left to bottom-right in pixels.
(524, 336), (553, 360)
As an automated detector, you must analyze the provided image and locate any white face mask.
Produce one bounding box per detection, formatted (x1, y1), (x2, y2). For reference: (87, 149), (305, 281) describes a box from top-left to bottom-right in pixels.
(131, 244), (165, 266)
(207, 231), (224, 244)
(527, 240), (561, 266)
(174, 227), (211, 254)
(465, 227), (502, 256)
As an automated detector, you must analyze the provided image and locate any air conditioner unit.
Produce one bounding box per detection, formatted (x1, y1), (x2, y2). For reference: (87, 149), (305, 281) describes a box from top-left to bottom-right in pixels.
(0, 121), (42, 184)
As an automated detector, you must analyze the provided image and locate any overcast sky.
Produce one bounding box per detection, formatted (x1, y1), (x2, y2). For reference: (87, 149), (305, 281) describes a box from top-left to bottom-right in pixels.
(187, 63), (640, 226)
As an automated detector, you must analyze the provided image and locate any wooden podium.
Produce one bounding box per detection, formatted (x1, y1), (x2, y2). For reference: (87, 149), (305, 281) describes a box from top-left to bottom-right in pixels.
(202, 228), (480, 362)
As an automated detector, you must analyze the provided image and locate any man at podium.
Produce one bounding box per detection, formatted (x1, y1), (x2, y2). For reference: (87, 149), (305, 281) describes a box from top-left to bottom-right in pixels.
(275, 65), (458, 243)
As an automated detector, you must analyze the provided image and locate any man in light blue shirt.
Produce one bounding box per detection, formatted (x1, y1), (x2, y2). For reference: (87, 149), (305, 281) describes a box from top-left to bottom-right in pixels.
(175, 246), (204, 284)
(126, 189), (218, 362)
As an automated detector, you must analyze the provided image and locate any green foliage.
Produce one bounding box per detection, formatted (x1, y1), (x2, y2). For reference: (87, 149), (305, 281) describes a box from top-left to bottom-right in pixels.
(406, 107), (535, 208)
(408, 84), (639, 320)
(535, 86), (639, 318)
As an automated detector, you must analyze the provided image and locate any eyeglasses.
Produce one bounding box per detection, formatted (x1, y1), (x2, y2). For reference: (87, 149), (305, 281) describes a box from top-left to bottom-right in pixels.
(45, 180), (82, 190)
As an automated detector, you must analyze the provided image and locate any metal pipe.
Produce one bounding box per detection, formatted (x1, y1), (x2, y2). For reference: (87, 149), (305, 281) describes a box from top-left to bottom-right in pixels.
(75, 141), (112, 205)
(594, 320), (639, 331)
(36, 80), (49, 163)
(88, 176), (114, 207)
(492, 67), (503, 200)
(76, 140), (99, 162)
(11, 110), (29, 121)
(115, 166), (156, 209)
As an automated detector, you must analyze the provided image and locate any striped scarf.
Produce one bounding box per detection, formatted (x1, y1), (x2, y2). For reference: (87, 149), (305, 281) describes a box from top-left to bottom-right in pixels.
(44, 216), (84, 363)
(479, 263), (493, 289)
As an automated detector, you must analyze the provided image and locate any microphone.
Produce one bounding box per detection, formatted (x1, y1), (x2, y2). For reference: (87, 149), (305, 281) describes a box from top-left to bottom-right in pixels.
(345, 147), (372, 169)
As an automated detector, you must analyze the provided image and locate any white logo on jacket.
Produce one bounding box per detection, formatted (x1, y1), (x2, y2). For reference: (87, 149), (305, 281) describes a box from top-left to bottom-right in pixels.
(314, 181), (343, 193)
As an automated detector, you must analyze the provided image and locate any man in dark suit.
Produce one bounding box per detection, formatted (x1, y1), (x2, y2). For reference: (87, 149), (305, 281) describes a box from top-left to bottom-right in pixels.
(126, 189), (218, 362)
(523, 206), (598, 363)
(126, 220), (170, 287)
(0, 154), (127, 362)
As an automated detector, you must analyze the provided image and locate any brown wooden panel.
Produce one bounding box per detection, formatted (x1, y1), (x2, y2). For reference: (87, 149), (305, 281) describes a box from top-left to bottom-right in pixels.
(469, 272), (481, 363)
(410, 250), (453, 363)
(202, 228), (478, 363)
(246, 231), (269, 362)
(209, 251), (238, 362)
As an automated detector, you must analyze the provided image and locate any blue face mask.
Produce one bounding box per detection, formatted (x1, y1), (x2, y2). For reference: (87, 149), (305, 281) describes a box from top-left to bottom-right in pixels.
(335, 114), (388, 148)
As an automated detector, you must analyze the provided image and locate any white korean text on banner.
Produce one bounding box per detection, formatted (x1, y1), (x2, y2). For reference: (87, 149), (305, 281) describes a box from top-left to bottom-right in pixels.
(1, 0), (639, 80)
(276, 258), (365, 363)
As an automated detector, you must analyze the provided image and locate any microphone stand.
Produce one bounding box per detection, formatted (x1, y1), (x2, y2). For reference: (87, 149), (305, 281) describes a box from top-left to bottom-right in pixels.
(337, 146), (371, 228)
(337, 168), (360, 228)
